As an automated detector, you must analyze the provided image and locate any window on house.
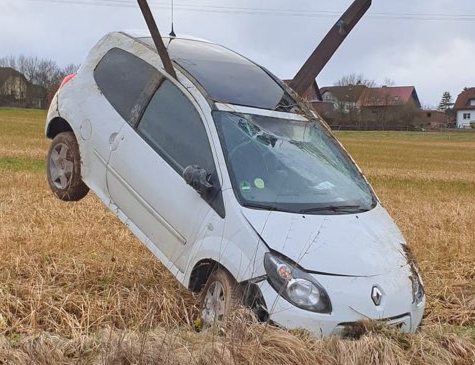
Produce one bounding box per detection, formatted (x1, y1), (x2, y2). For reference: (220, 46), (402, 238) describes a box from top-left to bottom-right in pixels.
(427, 112), (432, 118)
(468, 99), (475, 106)
(463, 113), (471, 120)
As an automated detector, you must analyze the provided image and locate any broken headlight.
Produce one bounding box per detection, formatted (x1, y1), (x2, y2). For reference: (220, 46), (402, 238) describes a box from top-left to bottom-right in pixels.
(264, 252), (332, 313)
(409, 263), (424, 307)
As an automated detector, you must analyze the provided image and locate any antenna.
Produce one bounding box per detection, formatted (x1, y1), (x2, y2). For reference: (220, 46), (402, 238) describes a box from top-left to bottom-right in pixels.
(169, 0), (176, 37)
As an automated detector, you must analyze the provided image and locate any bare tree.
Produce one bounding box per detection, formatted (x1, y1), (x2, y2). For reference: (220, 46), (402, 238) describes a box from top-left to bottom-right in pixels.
(62, 63), (80, 76)
(1, 55), (79, 88)
(0, 55), (17, 69)
(382, 77), (395, 87)
(335, 73), (376, 87)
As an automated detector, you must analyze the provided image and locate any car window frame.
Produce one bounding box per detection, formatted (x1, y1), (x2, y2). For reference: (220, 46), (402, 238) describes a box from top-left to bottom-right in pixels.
(93, 47), (164, 127)
(133, 73), (225, 218)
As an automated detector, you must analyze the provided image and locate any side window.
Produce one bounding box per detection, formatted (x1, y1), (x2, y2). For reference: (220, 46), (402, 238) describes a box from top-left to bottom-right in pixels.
(138, 79), (214, 174)
(137, 79), (224, 217)
(94, 47), (162, 126)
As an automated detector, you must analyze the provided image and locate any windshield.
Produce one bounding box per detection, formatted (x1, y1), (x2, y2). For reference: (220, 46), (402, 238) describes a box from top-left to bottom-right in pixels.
(213, 111), (376, 214)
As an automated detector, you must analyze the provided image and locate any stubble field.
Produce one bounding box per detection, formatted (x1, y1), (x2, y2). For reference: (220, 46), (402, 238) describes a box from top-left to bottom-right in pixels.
(0, 107), (474, 364)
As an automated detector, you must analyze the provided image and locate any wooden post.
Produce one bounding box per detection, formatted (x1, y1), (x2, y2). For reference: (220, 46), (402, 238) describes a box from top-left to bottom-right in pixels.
(137, 0), (177, 79)
(289, 0), (371, 97)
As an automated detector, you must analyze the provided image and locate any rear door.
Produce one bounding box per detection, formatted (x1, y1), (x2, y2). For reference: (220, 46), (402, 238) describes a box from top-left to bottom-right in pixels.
(106, 73), (224, 272)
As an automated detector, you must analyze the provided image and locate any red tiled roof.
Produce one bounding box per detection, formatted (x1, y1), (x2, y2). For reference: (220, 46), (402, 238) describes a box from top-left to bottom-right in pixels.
(454, 88), (475, 110)
(320, 85), (367, 103)
(358, 86), (421, 108)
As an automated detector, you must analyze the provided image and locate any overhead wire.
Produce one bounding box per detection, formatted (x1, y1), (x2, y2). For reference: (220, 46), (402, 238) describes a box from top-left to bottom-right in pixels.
(28, 0), (475, 22)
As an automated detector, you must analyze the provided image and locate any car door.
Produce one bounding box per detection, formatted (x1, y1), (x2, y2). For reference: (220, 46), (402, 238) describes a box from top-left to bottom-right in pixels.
(106, 77), (224, 273)
(78, 46), (161, 201)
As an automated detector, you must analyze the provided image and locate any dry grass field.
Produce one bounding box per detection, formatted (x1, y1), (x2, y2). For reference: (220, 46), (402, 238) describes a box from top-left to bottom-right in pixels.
(0, 107), (474, 364)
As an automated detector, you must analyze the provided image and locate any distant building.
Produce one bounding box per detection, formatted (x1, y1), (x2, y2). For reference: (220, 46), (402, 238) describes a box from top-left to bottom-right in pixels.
(358, 86), (422, 130)
(454, 88), (475, 128)
(0, 67), (47, 108)
(419, 110), (449, 131)
(0, 67), (28, 106)
(283, 81), (425, 130)
(320, 85), (367, 112)
(282, 79), (335, 119)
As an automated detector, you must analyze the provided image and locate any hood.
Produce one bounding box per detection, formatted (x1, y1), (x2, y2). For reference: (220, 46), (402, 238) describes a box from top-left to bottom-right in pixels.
(242, 204), (408, 277)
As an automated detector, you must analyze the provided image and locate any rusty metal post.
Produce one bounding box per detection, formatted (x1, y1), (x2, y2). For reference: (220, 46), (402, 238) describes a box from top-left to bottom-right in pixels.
(289, 0), (371, 97)
(137, 0), (177, 79)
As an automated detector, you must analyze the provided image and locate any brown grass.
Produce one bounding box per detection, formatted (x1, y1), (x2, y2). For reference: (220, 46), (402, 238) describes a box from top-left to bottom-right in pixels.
(0, 108), (474, 364)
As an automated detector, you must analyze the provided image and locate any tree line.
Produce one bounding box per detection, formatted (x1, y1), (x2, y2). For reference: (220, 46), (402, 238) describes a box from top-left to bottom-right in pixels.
(0, 55), (79, 89)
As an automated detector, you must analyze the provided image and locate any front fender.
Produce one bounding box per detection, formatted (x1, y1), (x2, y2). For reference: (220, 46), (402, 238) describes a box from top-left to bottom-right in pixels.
(184, 233), (268, 286)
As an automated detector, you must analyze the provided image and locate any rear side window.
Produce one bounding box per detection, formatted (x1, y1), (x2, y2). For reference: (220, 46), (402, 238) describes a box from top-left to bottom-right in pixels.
(94, 47), (162, 125)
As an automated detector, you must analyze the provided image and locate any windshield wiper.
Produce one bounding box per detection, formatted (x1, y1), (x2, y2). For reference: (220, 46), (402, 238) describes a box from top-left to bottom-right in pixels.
(299, 205), (368, 214)
(243, 203), (295, 213)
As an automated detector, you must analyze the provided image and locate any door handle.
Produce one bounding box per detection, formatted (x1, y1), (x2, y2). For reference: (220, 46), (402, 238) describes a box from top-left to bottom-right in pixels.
(109, 132), (124, 151)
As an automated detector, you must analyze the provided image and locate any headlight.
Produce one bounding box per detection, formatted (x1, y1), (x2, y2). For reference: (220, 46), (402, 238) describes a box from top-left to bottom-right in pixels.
(264, 252), (332, 313)
(409, 263), (424, 306)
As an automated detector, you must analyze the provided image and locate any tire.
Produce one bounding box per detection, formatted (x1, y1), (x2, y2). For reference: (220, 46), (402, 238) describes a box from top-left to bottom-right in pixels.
(46, 131), (89, 201)
(200, 267), (243, 326)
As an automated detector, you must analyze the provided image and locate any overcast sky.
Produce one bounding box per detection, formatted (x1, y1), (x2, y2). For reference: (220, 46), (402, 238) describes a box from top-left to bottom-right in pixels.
(1, 0), (474, 107)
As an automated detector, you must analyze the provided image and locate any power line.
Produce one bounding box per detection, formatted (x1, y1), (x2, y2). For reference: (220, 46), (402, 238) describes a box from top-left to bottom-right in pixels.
(28, 0), (475, 22)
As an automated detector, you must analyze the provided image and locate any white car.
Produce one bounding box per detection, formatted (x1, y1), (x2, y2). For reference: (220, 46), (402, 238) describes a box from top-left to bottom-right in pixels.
(45, 31), (424, 337)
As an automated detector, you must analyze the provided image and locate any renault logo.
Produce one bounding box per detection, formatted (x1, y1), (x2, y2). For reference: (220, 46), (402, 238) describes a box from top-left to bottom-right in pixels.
(371, 286), (383, 306)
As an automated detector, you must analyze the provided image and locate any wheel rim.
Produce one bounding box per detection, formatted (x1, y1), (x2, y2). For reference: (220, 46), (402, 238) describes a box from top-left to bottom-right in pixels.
(201, 281), (226, 324)
(49, 143), (74, 189)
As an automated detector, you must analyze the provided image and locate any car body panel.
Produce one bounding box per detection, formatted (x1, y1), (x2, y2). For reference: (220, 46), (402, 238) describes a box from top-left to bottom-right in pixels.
(241, 203), (407, 277)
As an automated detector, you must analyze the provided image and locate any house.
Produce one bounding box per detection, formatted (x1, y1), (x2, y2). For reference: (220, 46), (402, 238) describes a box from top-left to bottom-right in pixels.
(284, 81), (423, 130)
(27, 84), (47, 109)
(318, 85), (422, 130)
(454, 88), (475, 128)
(358, 86), (421, 108)
(419, 110), (449, 131)
(320, 85), (367, 113)
(0, 67), (47, 108)
(357, 86), (422, 130)
(0, 67), (28, 106)
(283, 79), (335, 118)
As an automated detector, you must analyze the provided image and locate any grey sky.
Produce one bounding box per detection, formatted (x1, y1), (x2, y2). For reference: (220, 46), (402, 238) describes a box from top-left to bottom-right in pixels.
(1, 0), (474, 107)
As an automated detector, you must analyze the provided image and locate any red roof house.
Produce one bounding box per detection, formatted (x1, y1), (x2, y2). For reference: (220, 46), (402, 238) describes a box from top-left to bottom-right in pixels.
(454, 88), (475, 128)
(358, 86), (421, 108)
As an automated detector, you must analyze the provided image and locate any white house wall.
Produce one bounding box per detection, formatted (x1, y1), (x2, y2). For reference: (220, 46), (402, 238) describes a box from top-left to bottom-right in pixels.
(456, 110), (474, 128)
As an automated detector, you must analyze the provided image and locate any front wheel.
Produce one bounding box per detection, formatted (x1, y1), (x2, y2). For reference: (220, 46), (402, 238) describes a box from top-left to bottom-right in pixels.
(46, 131), (89, 201)
(200, 267), (243, 326)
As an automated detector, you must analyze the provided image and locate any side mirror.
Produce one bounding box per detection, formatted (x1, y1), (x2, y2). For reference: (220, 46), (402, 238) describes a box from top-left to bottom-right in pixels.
(183, 165), (213, 195)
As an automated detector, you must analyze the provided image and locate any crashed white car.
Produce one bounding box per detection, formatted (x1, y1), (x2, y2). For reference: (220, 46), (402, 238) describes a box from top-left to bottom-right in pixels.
(45, 31), (424, 337)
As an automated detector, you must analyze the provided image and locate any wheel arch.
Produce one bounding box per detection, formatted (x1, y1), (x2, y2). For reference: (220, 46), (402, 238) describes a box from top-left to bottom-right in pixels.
(188, 259), (220, 293)
(46, 117), (73, 139)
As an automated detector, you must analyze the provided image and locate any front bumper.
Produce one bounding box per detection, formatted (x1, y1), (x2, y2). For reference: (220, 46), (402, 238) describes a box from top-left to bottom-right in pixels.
(256, 271), (425, 338)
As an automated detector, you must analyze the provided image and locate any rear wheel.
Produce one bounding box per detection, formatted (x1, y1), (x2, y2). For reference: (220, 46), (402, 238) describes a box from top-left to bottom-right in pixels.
(47, 131), (89, 201)
(200, 267), (242, 326)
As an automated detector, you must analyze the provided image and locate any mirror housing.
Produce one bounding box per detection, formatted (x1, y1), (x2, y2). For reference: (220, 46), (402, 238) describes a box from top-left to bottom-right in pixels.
(183, 165), (213, 195)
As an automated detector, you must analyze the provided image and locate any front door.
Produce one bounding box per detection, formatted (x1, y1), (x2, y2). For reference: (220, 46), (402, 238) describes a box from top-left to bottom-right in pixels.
(106, 78), (224, 272)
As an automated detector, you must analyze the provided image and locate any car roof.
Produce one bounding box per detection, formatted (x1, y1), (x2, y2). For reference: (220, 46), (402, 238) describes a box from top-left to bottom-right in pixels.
(127, 32), (288, 110)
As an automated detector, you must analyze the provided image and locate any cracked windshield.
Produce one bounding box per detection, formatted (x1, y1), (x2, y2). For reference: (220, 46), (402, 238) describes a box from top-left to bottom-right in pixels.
(214, 111), (375, 214)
